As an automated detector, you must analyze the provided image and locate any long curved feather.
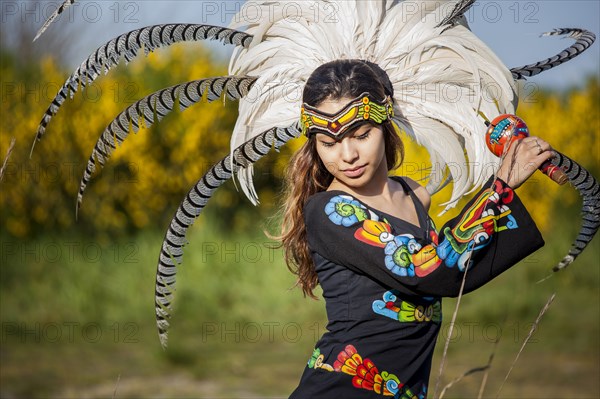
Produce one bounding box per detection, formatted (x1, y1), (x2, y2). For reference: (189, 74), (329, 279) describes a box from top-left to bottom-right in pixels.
(510, 28), (596, 80)
(31, 23), (254, 156)
(436, 0), (476, 28)
(33, 0), (76, 41)
(76, 75), (258, 216)
(548, 152), (600, 271)
(155, 124), (300, 348)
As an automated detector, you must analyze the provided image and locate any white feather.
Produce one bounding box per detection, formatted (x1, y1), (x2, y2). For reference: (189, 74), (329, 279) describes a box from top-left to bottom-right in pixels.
(227, 0), (517, 209)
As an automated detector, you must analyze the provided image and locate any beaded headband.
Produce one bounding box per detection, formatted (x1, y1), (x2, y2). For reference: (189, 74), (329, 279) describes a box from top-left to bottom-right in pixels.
(301, 92), (394, 139)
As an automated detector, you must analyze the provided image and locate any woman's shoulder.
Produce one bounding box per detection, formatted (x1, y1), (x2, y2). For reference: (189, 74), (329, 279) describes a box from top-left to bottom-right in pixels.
(304, 190), (334, 210)
(303, 190), (380, 227)
(390, 176), (431, 212)
(304, 190), (382, 234)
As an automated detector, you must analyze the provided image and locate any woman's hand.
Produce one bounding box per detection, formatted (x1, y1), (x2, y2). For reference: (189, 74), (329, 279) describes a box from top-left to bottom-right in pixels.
(496, 136), (556, 190)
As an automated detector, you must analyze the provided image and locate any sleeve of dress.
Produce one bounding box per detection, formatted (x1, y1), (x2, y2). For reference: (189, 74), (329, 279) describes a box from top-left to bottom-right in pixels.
(303, 176), (545, 297)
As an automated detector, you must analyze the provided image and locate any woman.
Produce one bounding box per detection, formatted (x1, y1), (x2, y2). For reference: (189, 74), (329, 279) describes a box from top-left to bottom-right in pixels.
(281, 59), (550, 398)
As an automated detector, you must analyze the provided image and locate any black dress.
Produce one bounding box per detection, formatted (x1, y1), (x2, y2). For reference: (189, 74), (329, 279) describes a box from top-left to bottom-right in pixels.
(289, 176), (544, 399)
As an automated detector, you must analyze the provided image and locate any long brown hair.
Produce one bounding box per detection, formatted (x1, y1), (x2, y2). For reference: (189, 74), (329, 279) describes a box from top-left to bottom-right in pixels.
(279, 59), (404, 298)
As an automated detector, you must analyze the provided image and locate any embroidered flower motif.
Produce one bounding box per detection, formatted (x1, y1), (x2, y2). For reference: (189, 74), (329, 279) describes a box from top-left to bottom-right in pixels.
(411, 244), (442, 277)
(399, 300), (442, 323)
(355, 219), (395, 247)
(325, 195), (373, 227)
(307, 347), (320, 368)
(372, 290), (442, 324)
(384, 235), (421, 276)
(307, 347), (334, 371)
(333, 345), (401, 396)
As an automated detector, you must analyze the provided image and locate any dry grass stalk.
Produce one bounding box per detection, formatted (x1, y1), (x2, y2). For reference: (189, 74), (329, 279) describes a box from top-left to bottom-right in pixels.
(439, 336), (499, 398)
(477, 337), (500, 399)
(433, 250), (472, 399)
(112, 373), (121, 399)
(0, 137), (16, 182)
(433, 172), (502, 399)
(495, 292), (556, 397)
(439, 363), (491, 399)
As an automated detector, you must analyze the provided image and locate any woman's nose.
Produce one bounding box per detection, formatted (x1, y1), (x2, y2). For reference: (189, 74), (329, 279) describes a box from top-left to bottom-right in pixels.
(340, 140), (359, 163)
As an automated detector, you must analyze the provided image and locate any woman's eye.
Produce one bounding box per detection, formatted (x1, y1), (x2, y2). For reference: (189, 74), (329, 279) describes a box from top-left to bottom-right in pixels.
(320, 141), (336, 148)
(356, 132), (370, 140)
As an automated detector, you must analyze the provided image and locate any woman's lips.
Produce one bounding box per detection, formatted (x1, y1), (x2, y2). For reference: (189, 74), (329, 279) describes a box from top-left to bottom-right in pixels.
(342, 165), (366, 178)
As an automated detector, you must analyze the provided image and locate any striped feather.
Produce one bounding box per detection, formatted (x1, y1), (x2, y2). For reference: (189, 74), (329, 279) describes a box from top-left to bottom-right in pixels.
(76, 76), (257, 216)
(31, 23), (254, 156)
(155, 124), (300, 348)
(510, 28), (596, 80)
(33, 0), (76, 41)
(549, 152), (600, 271)
(436, 0), (476, 28)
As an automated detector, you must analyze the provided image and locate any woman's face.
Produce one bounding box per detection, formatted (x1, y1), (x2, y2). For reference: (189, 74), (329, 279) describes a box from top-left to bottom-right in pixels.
(314, 97), (388, 191)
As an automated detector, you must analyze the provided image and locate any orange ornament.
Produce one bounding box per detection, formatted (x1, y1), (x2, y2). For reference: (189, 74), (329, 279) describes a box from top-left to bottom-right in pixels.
(485, 114), (530, 157)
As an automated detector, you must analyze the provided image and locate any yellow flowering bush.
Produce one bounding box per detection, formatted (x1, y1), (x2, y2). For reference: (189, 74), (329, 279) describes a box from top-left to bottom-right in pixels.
(1, 44), (598, 239)
(517, 80), (600, 228)
(0, 45), (294, 239)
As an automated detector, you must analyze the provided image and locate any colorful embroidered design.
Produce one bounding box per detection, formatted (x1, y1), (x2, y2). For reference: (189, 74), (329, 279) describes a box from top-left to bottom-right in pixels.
(323, 179), (519, 277)
(324, 195), (443, 276)
(333, 344), (403, 396)
(372, 291), (442, 323)
(355, 219), (395, 247)
(308, 344), (426, 398)
(436, 179), (518, 271)
(325, 195), (374, 226)
(400, 384), (427, 399)
(307, 347), (334, 371)
(383, 234), (441, 277)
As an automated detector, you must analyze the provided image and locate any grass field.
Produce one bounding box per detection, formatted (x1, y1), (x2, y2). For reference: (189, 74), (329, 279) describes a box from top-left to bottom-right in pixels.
(1, 210), (598, 398)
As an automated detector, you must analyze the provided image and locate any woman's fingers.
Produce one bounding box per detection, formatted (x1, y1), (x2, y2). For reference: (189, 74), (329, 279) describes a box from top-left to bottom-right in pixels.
(497, 136), (556, 189)
(529, 137), (556, 166)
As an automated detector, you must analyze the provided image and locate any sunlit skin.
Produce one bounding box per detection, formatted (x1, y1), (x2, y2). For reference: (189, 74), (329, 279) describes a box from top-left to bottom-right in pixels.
(314, 96), (556, 226)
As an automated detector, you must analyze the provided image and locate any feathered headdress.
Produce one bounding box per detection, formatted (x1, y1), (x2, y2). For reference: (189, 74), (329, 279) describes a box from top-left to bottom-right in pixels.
(31, 0), (596, 347)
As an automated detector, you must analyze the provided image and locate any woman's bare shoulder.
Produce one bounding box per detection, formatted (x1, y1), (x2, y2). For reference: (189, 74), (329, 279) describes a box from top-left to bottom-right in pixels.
(401, 177), (431, 212)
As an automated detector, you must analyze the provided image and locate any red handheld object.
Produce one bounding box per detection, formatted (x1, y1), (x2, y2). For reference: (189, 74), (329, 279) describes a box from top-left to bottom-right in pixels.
(485, 114), (567, 185)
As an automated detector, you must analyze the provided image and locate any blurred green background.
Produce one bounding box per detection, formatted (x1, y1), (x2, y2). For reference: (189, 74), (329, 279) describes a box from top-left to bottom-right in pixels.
(1, 15), (599, 399)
